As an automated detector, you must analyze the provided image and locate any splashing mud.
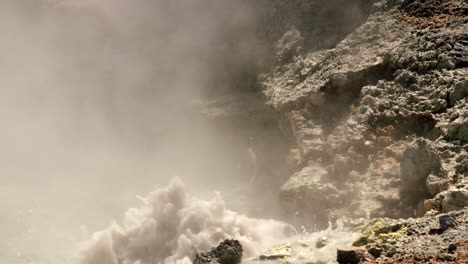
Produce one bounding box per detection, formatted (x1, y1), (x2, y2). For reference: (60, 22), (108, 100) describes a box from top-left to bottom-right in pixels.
(81, 178), (293, 264)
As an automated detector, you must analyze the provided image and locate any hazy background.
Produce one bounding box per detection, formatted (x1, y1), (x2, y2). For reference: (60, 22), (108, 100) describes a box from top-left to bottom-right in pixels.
(0, 0), (373, 263)
(0, 1), (277, 263)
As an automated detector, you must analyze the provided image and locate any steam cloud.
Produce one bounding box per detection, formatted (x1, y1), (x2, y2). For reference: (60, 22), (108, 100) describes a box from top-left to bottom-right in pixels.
(0, 0), (268, 263)
(81, 178), (291, 264)
(0, 1), (365, 263)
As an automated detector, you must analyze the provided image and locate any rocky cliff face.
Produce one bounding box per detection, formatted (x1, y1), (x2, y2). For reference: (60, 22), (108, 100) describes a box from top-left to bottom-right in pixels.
(255, 0), (467, 262)
(196, 0), (382, 220)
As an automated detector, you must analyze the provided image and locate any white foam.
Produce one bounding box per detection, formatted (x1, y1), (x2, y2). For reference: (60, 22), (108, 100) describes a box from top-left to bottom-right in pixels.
(287, 220), (360, 264)
(80, 178), (291, 264)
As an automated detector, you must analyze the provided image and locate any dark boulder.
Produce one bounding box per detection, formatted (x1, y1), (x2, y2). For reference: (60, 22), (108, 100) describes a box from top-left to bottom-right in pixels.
(194, 239), (243, 264)
(337, 246), (374, 264)
(438, 214), (458, 232)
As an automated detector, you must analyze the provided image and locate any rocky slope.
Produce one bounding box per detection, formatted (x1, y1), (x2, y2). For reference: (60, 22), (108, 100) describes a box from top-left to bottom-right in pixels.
(352, 210), (468, 263)
(257, 0), (467, 262)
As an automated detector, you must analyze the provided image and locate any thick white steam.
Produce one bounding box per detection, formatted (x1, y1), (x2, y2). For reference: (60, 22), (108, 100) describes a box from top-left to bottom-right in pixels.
(81, 178), (291, 264)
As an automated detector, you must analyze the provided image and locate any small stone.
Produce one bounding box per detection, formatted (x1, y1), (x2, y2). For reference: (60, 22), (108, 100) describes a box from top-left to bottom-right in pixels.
(259, 244), (292, 260)
(426, 175), (449, 197)
(438, 59), (456, 70)
(448, 244), (457, 253)
(447, 119), (468, 142)
(438, 253), (457, 261)
(395, 70), (417, 88)
(437, 54), (456, 70)
(194, 240), (242, 264)
(438, 214), (458, 232)
(337, 247), (365, 264)
(386, 247), (396, 257)
(424, 199), (439, 211)
(368, 247), (382, 258)
(449, 80), (468, 106)
(316, 236), (328, 248)
(440, 189), (468, 212)
(431, 98), (447, 113)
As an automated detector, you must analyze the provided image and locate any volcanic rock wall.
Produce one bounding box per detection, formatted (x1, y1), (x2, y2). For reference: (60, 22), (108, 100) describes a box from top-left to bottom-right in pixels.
(197, 0), (380, 219)
(260, 0), (467, 227)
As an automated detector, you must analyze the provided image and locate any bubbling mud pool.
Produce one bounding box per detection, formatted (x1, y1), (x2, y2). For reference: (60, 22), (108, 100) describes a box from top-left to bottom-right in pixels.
(80, 178), (360, 264)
